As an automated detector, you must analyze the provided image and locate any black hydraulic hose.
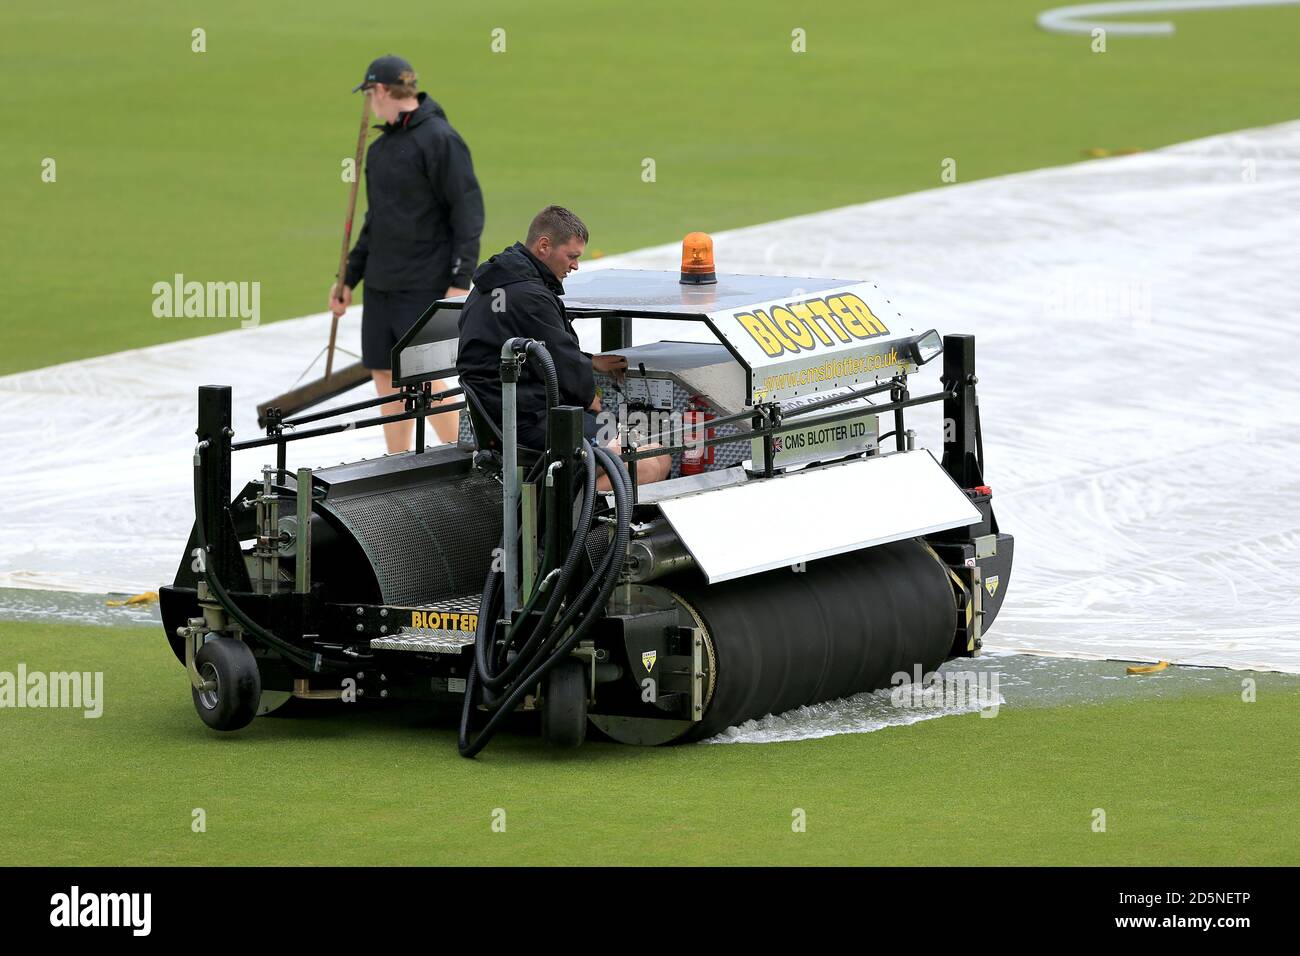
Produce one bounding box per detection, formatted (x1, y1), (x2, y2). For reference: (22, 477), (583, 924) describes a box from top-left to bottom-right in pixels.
(191, 446), (353, 672)
(458, 651), (481, 750)
(528, 446), (628, 656)
(525, 445), (628, 661)
(486, 452), (560, 671)
(480, 395), (554, 658)
(479, 453), (591, 688)
(476, 443), (631, 733)
(459, 567), (501, 740)
(484, 445), (598, 688)
(476, 339), (567, 683)
(458, 440), (631, 758)
(509, 443), (631, 723)
(507, 473), (563, 660)
(521, 337), (559, 446)
(500, 336), (560, 412)
(459, 336), (616, 755)
(459, 560), (504, 753)
(524, 339), (561, 411)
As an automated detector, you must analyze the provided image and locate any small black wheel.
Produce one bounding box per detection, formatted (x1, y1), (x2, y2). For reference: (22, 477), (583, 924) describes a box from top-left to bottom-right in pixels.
(191, 637), (262, 731)
(541, 659), (588, 748)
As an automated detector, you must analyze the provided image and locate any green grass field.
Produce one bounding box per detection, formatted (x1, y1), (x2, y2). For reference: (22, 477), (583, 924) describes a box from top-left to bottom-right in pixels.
(3, 3), (1298, 867)
(0, 620), (1295, 866)
(2, 0), (1297, 373)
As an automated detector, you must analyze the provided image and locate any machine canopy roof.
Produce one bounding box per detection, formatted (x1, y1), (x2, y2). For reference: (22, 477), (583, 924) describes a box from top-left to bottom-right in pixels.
(396, 269), (935, 404)
(562, 269), (929, 403)
(560, 269), (863, 315)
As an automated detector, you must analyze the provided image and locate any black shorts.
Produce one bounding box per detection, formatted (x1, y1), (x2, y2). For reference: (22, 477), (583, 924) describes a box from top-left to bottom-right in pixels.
(518, 410), (601, 452)
(361, 288), (441, 370)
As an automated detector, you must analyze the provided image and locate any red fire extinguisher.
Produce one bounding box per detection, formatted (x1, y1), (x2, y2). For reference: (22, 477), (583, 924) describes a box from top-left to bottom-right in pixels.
(681, 396), (715, 476)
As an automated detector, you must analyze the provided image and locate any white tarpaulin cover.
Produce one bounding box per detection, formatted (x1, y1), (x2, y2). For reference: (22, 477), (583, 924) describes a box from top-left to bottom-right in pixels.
(2, 121), (1297, 673)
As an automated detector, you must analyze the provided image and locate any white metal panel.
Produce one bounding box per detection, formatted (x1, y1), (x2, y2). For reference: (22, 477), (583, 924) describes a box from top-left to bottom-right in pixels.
(752, 386), (879, 469)
(635, 466), (749, 505)
(657, 451), (980, 583)
(401, 338), (457, 380)
(704, 283), (918, 402)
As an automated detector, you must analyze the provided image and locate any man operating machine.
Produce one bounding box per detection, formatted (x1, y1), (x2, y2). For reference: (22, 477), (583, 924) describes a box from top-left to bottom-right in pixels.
(456, 205), (670, 486)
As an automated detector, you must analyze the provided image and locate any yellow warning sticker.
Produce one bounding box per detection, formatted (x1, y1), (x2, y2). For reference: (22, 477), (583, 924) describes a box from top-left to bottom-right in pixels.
(985, 576), (1000, 598)
(641, 650), (657, 673)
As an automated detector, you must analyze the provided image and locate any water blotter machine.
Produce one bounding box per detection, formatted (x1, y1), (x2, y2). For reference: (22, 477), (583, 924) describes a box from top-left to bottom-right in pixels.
(160, 237), (1013, 754)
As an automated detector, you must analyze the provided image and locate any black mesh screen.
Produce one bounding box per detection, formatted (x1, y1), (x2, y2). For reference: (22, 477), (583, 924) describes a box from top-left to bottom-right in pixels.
(584, 525), (612, 574)
(323, 472), (503, 605)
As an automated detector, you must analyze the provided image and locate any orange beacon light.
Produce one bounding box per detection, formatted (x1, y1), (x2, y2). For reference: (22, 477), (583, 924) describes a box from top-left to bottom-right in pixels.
(679, 232), (717, 285)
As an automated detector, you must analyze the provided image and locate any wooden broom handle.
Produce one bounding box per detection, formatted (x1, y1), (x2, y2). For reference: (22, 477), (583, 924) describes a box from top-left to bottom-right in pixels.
(327, 96), (371, 377)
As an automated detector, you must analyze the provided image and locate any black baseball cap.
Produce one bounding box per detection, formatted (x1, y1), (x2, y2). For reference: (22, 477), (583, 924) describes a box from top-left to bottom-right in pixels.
(352, 55), (415, 93)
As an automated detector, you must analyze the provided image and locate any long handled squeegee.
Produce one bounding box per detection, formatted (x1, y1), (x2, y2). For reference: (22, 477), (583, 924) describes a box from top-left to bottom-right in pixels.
(256, 97), (373, 428)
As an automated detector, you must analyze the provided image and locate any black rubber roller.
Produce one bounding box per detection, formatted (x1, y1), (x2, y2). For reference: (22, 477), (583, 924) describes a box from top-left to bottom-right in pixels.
(668, 539), (956, 740)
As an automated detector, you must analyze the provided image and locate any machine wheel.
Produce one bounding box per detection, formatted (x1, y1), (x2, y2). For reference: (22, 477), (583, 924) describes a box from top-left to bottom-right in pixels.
(191, 637), (262, 731)
(541, 659), (587, 748)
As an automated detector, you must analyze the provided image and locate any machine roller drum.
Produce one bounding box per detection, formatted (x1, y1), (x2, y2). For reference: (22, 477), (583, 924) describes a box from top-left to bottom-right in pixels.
(668, 538), (956, 741)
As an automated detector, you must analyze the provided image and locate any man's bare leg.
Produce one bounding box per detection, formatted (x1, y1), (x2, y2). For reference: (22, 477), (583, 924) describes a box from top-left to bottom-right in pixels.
(597, 440), (670, 492)
(427, 378), (460, 445)
(371, 369), (414, 454)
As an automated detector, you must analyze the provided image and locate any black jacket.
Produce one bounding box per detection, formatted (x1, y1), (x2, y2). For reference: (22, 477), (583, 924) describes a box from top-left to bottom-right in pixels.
(457, 242), (594, 448)
(345, 93), (484, 292)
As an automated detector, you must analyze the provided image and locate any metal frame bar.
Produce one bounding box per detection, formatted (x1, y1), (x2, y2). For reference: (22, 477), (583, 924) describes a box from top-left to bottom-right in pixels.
(940, 334), (984, 489)
(232, 401), (466, 452)
(613, 374), (915, 456)
(620, 387), (952, 463)
(500, 344), (523, 613)
(780, 378), (898, 417)
(892, 375), (910, 453)
(282, 390), (400, 427)
(197, 386), (243, 585)
(601, 315), (633, 352)
(294, 466), (312, 593)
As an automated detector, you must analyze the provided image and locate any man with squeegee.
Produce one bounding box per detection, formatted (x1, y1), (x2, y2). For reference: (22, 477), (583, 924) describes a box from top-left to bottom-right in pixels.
(328, 54), (485, 452)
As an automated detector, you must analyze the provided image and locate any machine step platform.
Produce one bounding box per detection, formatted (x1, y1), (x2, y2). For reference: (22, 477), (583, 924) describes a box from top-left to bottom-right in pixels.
(370, 594), (480, 653)
(369, 632), (474, 653)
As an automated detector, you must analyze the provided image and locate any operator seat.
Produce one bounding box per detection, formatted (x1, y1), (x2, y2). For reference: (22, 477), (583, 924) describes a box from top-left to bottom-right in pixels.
(461, 380), (544, 472)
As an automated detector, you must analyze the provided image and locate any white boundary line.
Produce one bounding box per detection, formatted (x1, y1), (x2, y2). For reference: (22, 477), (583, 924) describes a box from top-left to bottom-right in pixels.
(1038, 0), (1300, 36)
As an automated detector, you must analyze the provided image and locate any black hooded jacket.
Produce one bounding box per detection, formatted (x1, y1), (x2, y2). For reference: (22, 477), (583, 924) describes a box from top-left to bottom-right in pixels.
(456, 242), (594, 449)
(344, 93), (484, 292)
